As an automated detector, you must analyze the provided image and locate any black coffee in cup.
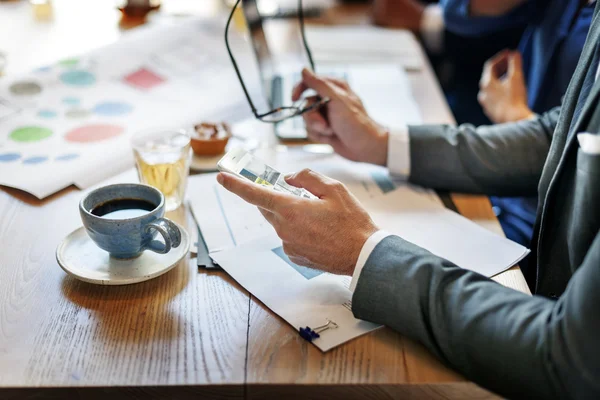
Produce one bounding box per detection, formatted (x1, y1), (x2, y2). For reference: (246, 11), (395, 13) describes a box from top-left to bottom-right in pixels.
(91, 198), (157, 220)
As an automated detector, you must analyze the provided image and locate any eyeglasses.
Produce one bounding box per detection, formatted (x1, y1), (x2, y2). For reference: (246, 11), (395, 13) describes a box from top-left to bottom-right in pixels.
(225, 0), (329, 123)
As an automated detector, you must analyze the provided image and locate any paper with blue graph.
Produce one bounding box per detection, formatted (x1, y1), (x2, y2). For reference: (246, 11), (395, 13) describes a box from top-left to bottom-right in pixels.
(188, 151), (529, 351)
(210, 234), (382, 352)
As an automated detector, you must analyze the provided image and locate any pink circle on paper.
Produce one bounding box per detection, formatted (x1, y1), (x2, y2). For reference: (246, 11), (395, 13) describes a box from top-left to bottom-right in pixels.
(65, 124), (124, 143)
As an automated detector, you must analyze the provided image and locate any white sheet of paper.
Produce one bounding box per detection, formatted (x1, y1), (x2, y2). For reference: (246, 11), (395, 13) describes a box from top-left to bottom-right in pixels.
(210, 234), (382, 352)
(0, 18), (260, 199)
(365, 188), (529, 277)
(187, 172), (275, 253)
(343, 64), (423, 127)
(276, 63), (421, 132)
(305, 26), (423, 70)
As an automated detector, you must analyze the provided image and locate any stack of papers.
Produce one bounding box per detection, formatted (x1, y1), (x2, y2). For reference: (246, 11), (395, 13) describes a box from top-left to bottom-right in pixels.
(188, 150), (529, 351)
(305, 26), (424, 70)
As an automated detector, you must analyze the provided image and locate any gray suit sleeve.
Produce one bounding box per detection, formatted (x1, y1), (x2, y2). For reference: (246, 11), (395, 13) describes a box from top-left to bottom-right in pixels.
(407, 107), (560, 196)
(352, 233), (600, 400)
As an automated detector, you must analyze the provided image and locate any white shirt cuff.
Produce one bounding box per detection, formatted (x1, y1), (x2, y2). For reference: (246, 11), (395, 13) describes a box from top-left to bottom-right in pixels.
(387, 126), (411, 178)
(349, 230), (394, 292)
(420, 4), (445, 54)
(578, 133), (600, 155)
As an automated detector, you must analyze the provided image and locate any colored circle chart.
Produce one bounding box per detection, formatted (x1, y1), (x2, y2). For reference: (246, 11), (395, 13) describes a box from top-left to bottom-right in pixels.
(22, 156), (48, 165)
(38, 110), (58, 119)
(93, 101), (133, 116)
(10, 126), (53, 143)
(65, 124), (124, 143)
(0, 153), (21, 162)
(55, 153), (80, 161)
(60, 70), (96, 87)
(9, 81), (42, 96)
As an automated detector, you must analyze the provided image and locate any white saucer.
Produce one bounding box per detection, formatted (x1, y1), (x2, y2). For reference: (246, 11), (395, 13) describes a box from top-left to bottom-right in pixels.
(56, 224), (190, 285)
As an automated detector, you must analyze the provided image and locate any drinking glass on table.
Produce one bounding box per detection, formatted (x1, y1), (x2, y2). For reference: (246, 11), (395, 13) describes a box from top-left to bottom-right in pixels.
(132, 129), (191, 212)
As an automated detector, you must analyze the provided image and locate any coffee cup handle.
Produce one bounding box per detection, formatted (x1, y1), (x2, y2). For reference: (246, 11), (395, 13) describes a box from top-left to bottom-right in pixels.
(143, 218), (182, 254)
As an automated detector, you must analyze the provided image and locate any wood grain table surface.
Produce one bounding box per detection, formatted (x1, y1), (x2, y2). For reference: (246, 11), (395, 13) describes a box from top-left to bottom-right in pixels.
(0, 1), (528, 398)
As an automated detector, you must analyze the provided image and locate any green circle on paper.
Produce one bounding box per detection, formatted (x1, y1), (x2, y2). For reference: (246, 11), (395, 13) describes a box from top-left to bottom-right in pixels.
(10, 126), (53, 143)
(58, 58), (79, 68)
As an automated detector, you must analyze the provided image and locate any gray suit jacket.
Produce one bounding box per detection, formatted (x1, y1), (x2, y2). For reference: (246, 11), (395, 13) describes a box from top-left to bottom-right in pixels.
(352, 3), (600, 399)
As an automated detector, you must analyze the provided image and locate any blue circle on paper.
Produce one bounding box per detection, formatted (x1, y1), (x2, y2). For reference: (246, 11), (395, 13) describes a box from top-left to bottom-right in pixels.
(55, 153), (79, 161)
(38, 109), (58, 118)
(23, 156), (48, 165)
(0, 153), (21, 162)
(93, 102), (133, 116)
(63, 96), (81, 106)
(60, 70), (96, 87)
(36, 66), (52, 73)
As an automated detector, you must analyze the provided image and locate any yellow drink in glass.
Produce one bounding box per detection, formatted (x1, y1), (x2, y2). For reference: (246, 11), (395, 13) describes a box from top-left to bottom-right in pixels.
(132, 129), (191, 211)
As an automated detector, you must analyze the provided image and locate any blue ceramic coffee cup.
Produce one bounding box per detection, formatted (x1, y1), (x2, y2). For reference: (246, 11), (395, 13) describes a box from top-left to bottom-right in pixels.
(79, 183), (182, 259)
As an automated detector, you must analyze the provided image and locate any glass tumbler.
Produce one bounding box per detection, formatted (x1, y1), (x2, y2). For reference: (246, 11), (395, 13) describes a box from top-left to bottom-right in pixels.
(132, 129), (191, 212)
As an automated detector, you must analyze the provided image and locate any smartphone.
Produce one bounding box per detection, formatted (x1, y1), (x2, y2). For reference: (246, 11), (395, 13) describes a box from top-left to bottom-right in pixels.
(217, 148), (316, 199)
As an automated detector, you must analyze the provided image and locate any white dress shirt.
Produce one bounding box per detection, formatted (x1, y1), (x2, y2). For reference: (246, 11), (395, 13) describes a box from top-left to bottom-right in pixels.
(349, 128), (411, 292)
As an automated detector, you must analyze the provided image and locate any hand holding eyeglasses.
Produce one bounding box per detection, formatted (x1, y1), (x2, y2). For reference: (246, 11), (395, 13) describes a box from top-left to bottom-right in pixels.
(225, 0), (330, 123)
(292, 68), (390, 166)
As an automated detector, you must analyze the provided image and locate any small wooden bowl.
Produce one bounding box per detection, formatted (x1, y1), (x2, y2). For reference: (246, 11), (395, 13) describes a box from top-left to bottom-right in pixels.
(190, 122), (232, 156)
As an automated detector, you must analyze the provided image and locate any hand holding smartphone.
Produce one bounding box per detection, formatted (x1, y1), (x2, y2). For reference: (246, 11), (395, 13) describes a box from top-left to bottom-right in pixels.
(217, 148), (317, 199)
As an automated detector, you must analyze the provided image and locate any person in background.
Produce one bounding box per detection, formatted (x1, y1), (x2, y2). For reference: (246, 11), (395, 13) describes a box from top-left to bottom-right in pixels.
(452, 0), (594, 124)
(451, 0), (594, 251)
(373, 0), (594, 255)
(371, 0), (525, 126)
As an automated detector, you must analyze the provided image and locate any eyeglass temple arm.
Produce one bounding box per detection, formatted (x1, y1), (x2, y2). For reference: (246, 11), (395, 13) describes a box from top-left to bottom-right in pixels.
(226, 0), (314, 119)
(298, 0), (316, 71)
(225, 0), (261, 118)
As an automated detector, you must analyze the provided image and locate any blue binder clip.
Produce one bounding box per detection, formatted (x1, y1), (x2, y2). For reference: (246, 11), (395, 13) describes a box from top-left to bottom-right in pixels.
(298, 319), (338, 342)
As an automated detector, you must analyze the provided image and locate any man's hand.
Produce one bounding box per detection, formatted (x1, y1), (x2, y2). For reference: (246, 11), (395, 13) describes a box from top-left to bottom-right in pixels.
(216, 169), (379, 276)
(292, 68), (389, 166)
(371, 0), (425, 32)
(478, 50), (535, 124)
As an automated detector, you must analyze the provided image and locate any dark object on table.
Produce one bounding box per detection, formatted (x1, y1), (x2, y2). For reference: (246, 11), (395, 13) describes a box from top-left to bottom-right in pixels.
(196, 224), (221, 270)
(117, 0), (161, 19)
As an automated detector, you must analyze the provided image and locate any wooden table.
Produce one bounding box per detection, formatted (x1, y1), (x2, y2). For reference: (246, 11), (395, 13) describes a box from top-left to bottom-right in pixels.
(0, 1), (529, 398)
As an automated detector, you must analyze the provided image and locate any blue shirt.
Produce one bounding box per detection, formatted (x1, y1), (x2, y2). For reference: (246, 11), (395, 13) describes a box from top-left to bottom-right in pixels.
(440, 1), (594, 248)
(442, 0), (594, 113)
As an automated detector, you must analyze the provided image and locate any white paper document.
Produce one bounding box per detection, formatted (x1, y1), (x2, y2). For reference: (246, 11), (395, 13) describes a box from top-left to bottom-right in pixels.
(365, 188), (529, 277)
(188, 172), (274, 253)
(210, 235), (382, 352)
(342, 64), (422, 127)
(305, 26), (424, 70)
(0, 18), (261, 199)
